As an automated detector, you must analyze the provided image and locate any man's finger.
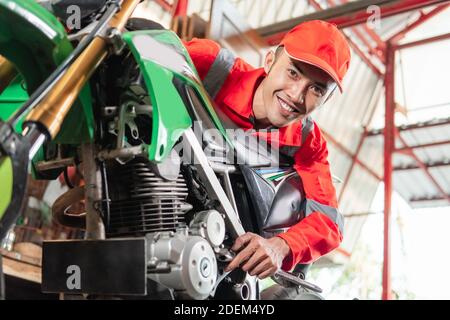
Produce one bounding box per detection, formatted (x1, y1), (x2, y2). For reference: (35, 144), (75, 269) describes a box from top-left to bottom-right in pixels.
(242, 248), (266, 272)
(225, 241), (257, 272)
(249, 257), (272, 276)
(258, 267), (277, 280)
(231, 232), (255, 252)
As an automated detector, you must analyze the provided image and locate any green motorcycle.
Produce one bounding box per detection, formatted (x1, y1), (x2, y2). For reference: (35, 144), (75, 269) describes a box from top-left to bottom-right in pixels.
(0, 0), (322, 299)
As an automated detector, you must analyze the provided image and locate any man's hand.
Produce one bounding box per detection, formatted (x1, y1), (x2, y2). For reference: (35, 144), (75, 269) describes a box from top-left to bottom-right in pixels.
(224, 232), (291, 279)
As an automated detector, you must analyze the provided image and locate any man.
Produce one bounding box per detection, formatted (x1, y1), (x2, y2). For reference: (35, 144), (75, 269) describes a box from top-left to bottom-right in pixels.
(183, 20), (350, 281)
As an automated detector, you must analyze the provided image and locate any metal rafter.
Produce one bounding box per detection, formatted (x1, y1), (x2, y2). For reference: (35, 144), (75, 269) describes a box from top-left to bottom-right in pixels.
(367, 118), (450, 136)
(410, 195), (450, 202)
(388, 3), (450, 44)
(396, 133), (450, 203)
(321, 131), (383, 181)
(154, 0), (173, 12)
(328, 0), (386, 63)
(395, 140), (450, 152)
(350, 25), (386, 63)
(395, 31), (450, 50)
(338, 0), (386, 53)
(337, 131), (372, 203)
(394, 159), (450, 170)
(347, 36), (384, 76)
(306, 0), (384, 76)
(258, 0), (447, 41)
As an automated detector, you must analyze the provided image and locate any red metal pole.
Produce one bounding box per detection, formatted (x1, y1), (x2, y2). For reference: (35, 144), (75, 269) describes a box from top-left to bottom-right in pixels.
(154, 0), (173, 12)
(173, 0), (189, 17)
(382, 42), (395, 301)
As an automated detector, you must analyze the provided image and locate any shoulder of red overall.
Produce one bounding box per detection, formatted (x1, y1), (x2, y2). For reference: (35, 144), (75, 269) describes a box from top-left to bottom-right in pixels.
(183, 38), (221, 80)
(294, 121), (337, 208)
(296, 120), (328, 164)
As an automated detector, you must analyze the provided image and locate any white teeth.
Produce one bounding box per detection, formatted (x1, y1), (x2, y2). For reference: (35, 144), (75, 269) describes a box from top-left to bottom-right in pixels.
(279, 98), (295, 112)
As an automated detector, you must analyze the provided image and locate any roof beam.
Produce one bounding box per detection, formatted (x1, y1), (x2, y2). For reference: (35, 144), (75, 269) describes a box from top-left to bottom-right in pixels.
(293, 0), (385, 76)
(387, 3), (450, 44)
(410, 195), (450, 202)
(395, 31), (450, 50)
(395, 140), (450, 152)
(258, 0), (447, 41)
(324, 0), (386, 63)
(367, 117), (450, 136)
(394, 159), (450, 170)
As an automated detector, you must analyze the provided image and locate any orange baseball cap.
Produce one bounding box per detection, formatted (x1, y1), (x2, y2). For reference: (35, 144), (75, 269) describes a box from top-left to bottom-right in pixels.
(280, 20), (351, 92)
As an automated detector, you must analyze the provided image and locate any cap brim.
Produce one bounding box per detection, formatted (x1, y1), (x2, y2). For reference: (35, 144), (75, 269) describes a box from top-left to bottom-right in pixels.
(284, 47), (343, 93)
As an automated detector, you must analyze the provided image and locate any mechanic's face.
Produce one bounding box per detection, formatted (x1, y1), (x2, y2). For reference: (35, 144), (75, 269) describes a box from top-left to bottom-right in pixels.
(258, 48), (337, 128)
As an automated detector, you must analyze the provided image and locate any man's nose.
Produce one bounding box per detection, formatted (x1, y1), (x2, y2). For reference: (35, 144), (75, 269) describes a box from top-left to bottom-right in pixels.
(287, 80), (308, 107)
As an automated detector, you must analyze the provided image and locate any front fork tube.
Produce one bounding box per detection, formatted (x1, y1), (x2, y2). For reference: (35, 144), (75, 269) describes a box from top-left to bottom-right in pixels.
(81, 143), (105, 240)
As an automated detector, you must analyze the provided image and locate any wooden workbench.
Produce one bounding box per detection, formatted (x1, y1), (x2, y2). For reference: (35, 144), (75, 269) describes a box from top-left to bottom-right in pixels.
(1, 245), (42, 284)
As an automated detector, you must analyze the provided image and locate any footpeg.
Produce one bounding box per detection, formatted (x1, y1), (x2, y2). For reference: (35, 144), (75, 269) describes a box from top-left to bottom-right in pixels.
(274, 270), (323, 293)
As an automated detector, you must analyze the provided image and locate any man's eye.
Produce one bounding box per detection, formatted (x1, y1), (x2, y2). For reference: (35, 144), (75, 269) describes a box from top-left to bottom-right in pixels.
(310, 85), (324, 97)
(288, 69), (298, 79)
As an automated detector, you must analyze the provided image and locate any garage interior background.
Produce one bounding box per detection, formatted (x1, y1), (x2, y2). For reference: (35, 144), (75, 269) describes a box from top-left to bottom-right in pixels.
(1, 0), (449, 300)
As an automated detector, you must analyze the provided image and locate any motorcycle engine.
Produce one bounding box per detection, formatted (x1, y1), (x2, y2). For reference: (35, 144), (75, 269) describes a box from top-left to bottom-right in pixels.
(94, 51), (227, 299)
(103, 154), (225, 299)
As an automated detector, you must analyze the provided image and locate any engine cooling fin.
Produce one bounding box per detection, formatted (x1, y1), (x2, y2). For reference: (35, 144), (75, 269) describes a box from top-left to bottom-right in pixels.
(105, 157), (191, 237)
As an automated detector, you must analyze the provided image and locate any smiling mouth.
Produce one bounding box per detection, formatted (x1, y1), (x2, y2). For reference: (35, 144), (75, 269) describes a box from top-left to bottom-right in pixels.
(277, 96), (300, 114)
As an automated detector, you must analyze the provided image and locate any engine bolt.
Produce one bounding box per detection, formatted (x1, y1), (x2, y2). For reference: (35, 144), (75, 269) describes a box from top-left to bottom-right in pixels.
(200, 257), (211, 278)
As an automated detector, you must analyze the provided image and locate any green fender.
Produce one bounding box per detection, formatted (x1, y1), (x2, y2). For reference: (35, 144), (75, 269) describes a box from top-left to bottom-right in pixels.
(123, 30), (233, 162)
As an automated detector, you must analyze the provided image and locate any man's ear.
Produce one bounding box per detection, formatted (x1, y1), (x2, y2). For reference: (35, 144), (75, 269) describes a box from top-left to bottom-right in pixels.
(264, 50), (276, 74)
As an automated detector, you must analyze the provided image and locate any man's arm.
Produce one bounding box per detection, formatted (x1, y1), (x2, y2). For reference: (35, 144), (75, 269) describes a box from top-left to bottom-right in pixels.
(276, 122), (344, 271)
(225, 123), (344, 278)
